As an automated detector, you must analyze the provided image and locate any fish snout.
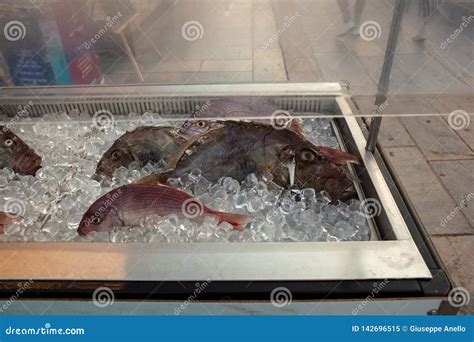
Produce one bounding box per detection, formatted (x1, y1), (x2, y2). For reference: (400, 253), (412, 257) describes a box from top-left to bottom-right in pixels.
(77, 219), (94, 237)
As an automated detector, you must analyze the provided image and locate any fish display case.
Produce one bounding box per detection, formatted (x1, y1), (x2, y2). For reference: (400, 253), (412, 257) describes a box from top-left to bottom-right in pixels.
(0, 83), (454, 315)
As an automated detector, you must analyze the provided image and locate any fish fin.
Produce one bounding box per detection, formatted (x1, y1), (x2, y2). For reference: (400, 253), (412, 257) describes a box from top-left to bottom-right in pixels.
(215, 212), (253, 230)
(133, 174), (165, 185)
(289, 118), (306, 136)
(168, 127), (223, 169)
(167, 133), (205, 169)
(317, 146), (362, 165)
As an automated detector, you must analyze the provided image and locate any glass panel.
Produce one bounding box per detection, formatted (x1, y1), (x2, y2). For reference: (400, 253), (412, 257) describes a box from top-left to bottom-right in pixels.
(0, 0), (472, 246)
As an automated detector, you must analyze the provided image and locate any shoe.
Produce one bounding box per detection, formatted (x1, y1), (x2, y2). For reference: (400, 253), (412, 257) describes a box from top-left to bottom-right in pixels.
(412, 34), (426, 41)
(350, 25), (360, 36)
(338, 21), (356, 37)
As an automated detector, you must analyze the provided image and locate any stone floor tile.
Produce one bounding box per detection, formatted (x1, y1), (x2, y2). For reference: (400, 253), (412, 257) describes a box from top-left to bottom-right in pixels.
(383, 147), (473, 235)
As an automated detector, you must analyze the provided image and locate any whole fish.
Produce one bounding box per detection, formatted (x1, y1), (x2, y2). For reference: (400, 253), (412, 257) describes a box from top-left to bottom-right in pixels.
(0, 126), (42, 176)
(179, 97), (305, 138)
(94, 126), (186, 179)
(77, 183), (252, 236)
(141, 121), (360, 200)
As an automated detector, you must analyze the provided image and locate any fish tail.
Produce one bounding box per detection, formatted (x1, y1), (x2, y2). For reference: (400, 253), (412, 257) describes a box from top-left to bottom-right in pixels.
(317, 146), (362, 165)
(215, 212), (253, 230)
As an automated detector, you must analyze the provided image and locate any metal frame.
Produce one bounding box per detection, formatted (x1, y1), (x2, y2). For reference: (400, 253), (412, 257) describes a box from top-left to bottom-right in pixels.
(0, 83), (431, 282)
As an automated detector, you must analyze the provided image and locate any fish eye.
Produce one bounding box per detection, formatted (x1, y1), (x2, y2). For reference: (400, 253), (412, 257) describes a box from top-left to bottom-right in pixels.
(91, 216), (102, 224)
(299, 149), (316, 162)
(196, 121), (206, 128)
(111, 150), (121, 160)
(4, 139), (13, 147)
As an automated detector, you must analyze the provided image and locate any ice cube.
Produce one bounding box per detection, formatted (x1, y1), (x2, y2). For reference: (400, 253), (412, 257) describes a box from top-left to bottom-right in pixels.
(188, 169), (202, 184)
(222, 177), (240, 195)
(243, 173), (259, 188)
(301, 188), (316, 201)
(233, 191), (248, 209)
(254, 182), (267, 196)
(315, 191), (331, 204)
(262, 192), (279, 207)
(166, 178), (181, 188)
(279, 197), (295, 214)
(194, 177), (212, 197)
(158, 221), (177, 241)
(0, 175), (9, 189)
(114, 166), (129, 182)
(266, 209), (285, 225)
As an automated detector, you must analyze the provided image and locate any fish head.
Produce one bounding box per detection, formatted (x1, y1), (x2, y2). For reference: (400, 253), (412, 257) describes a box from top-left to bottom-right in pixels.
(0, 126), (42, 176)
(95, 145), (136, 179)
(77, 190), (123, 236)
(294, 144), (350, 197)
(179, 119), (223, 138)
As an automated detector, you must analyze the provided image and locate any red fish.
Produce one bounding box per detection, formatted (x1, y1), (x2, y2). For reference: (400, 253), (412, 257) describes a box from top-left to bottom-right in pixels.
(77, 184), (252, 236)
(179, 97), (306, 138)
(0, 126), (42, 176)
(0, 211), (19, 234)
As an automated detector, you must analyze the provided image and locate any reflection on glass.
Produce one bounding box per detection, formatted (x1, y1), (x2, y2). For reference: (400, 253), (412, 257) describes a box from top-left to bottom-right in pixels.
(0, 0), (471, 95)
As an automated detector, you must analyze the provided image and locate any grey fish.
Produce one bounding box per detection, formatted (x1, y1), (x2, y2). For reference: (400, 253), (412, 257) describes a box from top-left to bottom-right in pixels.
(94, 126), (186, 179)
(0, 126), (42, 176)
(140, 121), (359, 200)
(179, 97), (305, 138)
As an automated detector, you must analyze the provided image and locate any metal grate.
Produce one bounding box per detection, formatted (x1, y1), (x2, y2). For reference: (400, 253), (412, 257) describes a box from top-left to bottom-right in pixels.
(0, 95), (336, 118)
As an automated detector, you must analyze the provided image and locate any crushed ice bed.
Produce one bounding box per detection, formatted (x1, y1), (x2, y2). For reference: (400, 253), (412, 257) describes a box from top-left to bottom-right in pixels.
(0, 112), (371, 243)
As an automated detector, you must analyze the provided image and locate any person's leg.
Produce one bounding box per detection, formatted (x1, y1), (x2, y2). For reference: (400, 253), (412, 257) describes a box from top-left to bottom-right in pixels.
(337, 0), (355, 36)
(412, 0), (429, 41)
(350, 0), (366, 35)
(337, 0), (352, 23)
